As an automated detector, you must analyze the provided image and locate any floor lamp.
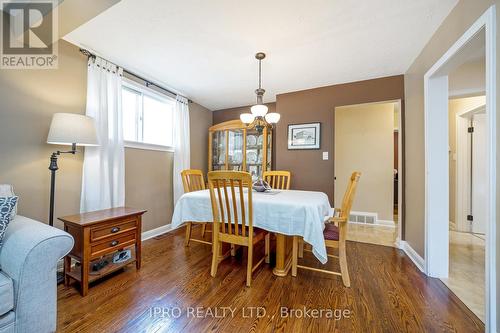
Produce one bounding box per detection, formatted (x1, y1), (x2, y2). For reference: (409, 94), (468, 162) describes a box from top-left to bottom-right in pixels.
(47, 113), (98, 226)
(47, 113), (98, 282)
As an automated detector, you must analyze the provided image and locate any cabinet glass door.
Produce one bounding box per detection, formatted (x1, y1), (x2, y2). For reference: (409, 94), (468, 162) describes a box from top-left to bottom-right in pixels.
(246, 128), (262, 180)
(212, 130), (227, 171)
(267, 131), (272, 171)
(227, 129), (244, 171)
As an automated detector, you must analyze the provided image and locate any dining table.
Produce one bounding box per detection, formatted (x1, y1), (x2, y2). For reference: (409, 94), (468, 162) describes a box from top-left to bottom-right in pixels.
(171, 188), (332, 276)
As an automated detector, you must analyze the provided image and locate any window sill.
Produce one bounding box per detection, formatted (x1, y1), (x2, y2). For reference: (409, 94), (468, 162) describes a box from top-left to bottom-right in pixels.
(124, 141), (174, 153)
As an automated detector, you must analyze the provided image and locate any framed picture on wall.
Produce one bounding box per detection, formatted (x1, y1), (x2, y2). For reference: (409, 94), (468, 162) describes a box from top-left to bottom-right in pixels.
(287, 122), (321, 150)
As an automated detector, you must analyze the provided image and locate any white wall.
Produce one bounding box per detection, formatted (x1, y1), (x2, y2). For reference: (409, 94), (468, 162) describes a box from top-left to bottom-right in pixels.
(449, 58), (486, 98)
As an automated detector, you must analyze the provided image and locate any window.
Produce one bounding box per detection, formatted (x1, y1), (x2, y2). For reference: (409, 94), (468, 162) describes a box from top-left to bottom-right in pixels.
(122, 79), (174, 150)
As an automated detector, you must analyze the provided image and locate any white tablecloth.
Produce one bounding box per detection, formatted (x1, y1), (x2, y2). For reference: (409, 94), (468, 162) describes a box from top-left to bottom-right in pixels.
(172, 189), (332, 264)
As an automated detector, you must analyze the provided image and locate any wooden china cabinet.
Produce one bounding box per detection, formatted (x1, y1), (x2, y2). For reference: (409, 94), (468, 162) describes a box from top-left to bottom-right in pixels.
(208, 120), (272, 180)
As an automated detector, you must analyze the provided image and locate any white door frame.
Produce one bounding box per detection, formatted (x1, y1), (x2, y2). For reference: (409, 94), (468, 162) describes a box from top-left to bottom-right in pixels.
(396, 100), (403, 245)
(424, 6), (496, 331)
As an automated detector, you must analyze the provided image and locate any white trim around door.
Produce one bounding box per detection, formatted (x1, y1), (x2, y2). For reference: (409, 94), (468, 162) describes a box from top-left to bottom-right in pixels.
(424, 5), (496, 332)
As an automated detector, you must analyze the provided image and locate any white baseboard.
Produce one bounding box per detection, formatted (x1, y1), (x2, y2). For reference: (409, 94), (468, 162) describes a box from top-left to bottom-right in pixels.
(376, 219), (396, 227)
(141, 223), (179, 241)
(400, 241), (425, 273)
(348, 221), (395, 228)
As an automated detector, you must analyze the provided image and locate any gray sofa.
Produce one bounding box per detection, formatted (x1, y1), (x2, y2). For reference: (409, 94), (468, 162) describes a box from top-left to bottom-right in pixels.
(0, 215), (73, 333)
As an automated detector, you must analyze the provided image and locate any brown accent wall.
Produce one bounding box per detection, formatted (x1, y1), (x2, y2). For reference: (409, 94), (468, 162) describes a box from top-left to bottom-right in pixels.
(274, 76), (404, 203)
(0, 40), (212, 232)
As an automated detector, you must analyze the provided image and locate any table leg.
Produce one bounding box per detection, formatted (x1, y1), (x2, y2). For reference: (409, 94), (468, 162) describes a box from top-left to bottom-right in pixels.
(81, 256), (89, 297)
(81, 229), (90, 297)
(136, 216), (142, 269)
(64, 256), (71, 286)
(273, 233), (292, 276)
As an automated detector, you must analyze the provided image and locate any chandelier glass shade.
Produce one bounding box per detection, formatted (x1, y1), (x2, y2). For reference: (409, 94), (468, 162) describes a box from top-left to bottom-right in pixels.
(250, 104), (268, 117)
(240, 113), (255, 124)
(265, 112), (280, 124)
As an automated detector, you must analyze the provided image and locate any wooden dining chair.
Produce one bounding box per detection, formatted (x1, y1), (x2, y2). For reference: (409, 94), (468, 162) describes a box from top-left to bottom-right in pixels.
(181, 169), (211, 247)
(208, 171), (270, 287)
(292, 172), (361, 287)
(262, 170), (291, 190)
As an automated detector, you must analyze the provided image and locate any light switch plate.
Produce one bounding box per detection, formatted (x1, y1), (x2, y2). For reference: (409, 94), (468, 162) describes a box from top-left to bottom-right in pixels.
(322, 152), (328, 160)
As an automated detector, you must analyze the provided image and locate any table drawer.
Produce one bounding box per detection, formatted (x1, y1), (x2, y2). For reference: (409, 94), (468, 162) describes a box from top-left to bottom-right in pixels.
(90, 219), (137, 242)
(90, 231), (136, 258)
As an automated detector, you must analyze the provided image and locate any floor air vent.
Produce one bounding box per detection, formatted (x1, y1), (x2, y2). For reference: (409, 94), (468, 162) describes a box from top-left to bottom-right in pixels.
(349, 212), (377, 224)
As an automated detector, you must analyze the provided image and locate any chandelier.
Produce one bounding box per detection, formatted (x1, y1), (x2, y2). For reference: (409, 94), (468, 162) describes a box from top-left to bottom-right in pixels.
(240, 52), (280, 133)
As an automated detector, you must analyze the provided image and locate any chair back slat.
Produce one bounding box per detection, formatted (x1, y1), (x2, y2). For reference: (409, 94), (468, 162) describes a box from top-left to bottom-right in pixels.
(339, 172), (361, 221)
(331, 171), (360, 244)
(222, 180), (233, 234)
(230, 180), (239, 235)
(181, 169), (206, 193)
(208, 171), (253, 239)
(215, 181), (226, 233)
(262, 170), (291, 190)
(239, 180), (246, 236)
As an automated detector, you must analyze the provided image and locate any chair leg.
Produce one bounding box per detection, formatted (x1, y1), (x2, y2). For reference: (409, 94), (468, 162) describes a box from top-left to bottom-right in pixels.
(298, 239), (304, 258)
(292, 236), (298, 277)
(230, 244), (236, 256)
(211, 240), (219, 277)
(339, 242), (350, 287)
(246, 245), (253, 287)
(184, 222), (192, 247)
(201, 223), (207, 238)
(265, 233), (270, 264)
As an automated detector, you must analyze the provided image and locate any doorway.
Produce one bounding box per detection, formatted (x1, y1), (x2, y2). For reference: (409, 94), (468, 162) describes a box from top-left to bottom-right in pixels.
(424, 6), (496, 331)
(445, 95), (486, 321)
(453, 99), (487, 235)
(334, 100), (402, 248)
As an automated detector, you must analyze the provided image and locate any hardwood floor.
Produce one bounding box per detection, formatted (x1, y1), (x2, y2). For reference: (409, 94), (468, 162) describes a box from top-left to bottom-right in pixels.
(57, 227), (484, 333)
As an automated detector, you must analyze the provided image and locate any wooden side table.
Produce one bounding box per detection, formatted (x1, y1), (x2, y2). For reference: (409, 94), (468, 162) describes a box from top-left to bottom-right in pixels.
(59, 207), (147, 296)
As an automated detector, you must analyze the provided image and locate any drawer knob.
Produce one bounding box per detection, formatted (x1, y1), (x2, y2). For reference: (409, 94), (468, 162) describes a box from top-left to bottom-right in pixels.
(111, 227), (120, 233)
(110, 240), (119, 247)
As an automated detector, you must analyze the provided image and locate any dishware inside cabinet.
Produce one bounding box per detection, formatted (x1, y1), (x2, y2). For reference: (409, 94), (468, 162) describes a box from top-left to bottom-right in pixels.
(228, 129), (244, 171)
(211, 130), (227, 170)
(208, 120), (272, 179)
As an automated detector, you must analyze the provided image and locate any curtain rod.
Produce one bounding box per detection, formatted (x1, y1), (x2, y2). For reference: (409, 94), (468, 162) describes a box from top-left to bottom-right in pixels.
(79, 48), (193, 103)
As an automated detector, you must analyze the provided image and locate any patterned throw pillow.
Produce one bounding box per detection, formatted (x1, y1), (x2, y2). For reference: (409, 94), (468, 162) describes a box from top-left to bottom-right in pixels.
(0, 184), (17, 219)
(0, 197), (18, 246)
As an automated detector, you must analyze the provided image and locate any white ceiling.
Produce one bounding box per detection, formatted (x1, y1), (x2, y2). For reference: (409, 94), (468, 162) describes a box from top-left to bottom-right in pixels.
(64, 0), (458, 110)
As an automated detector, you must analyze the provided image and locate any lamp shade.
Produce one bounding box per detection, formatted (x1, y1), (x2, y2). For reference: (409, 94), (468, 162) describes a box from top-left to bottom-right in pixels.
(265, 112), (281, 124)
(250, 104), (268, 117)
(47, 113), (98, 146)
(240, 113), (255, 124)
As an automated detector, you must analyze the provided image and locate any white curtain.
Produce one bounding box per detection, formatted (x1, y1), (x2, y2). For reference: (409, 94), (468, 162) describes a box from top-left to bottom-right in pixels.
(80, 57), (125, 212)
(173, 95), (190, 204)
